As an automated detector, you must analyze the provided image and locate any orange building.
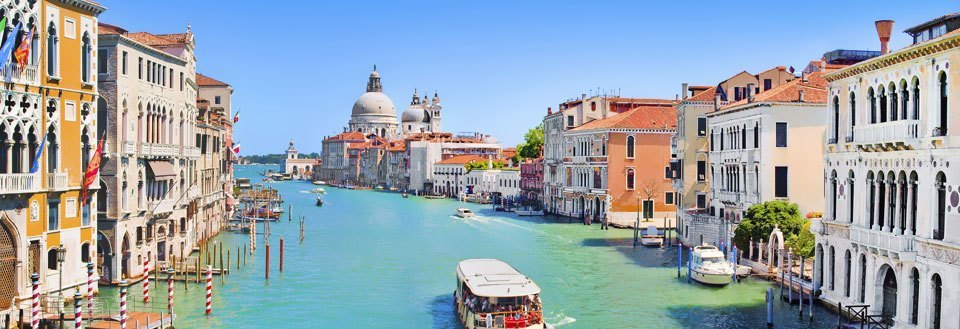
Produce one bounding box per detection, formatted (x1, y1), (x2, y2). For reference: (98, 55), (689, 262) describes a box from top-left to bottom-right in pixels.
(562, 104), (677, 225)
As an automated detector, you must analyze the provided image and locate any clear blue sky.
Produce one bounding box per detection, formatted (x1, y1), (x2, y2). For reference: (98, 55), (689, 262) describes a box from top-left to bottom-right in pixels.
(98, 1), (956, 155)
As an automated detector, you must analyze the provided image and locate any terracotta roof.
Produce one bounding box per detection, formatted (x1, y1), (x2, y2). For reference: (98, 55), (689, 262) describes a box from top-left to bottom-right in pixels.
(572, 105), (677, 131)
(386, 140), (406, 152)
(325, 132), (366, 141)
(126, 31), (192, 47)
(719, 71), (828, 111)
(98, 23), (126, 35)
(685, 86), (718, 102)
(436, 155), (489, 165)
(197, 73), (230, 87)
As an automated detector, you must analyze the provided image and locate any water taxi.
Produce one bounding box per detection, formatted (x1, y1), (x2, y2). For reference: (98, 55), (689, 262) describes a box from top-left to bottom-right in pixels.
(455, 208), (475, 218)
(640, 225), (663, 247)
(455, 259), (546, 329)
(313, 180), (326, 185)
(310, 187), (326, 194)
(690, 244), (735, 286)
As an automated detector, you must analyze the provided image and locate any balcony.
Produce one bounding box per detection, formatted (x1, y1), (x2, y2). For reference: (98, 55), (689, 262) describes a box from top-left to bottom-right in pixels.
(717, 190), (742, 203)
(139, 143), (180, 157)
(46, 172), (68, 191)
(182, 146), (201, 158)
(122, 141), (137, 154)
(853, 120), (920, 150)
(0, 173), (41, 194)
(2, 62), (39, 85)
(850, 225), (916, 259)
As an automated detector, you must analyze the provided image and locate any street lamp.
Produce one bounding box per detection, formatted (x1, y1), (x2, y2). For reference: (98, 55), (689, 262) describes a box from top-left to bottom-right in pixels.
(57, 244), (66, 296)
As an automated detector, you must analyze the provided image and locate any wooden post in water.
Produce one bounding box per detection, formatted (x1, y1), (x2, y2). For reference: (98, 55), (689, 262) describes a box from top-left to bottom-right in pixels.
(677, 242), (682, 278)
(687, 246), (693, 283)
(288, 204), (292, 222)
(265, 243), (271, 280)
(766, 287), (773, 328)
(799, 256), (805, 316)
(220, 243), (225, 284)
(227, 249), (231, 276)
(279, 236), (285, 273)
(787, 251), (793, 304)
(237, 246), (241, 270)
(243, 244), (247, 266)
(809, 260), (815, 320)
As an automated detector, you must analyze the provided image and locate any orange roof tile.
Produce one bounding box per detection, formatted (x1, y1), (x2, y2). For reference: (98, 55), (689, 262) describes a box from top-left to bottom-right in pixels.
(436, 155), (490, 165)
(719, 71), (827, 111)
(98, 23), (126, 35)
(685, 86), (718, 102)
(325, 132), (366, 141)
(197, 73), (230, 87)
(572, 105), (677, 131)
(126, 31), (192, 47)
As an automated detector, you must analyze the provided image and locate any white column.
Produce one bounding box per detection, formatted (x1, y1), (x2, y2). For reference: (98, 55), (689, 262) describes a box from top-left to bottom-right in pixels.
(874, 178), (883, 230)
(905, 182), (915, 235)
(893, 179), (902, 234)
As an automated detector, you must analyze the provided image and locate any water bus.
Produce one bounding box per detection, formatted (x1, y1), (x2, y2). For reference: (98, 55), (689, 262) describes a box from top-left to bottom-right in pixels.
(455, 259), (547, 329)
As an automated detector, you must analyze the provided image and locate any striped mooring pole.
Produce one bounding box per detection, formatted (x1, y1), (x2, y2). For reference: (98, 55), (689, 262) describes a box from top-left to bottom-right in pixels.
(119, 280), (128, 329)
(31, 273), (40, 329)
(167, 268), (175, 324)
(205, 265), (213, 315)
(74, 289), (82, 329)
(143, 257), (150, 303)
(87, 263), (95, 315)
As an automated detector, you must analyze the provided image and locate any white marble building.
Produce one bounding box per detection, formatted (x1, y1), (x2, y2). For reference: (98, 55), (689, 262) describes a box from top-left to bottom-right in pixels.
(348, 66), (399, 139)
(401, 89), (442, 135)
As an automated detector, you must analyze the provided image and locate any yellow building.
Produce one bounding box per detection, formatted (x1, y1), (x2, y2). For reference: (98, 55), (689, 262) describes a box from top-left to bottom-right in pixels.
(0, 0), (104, 314)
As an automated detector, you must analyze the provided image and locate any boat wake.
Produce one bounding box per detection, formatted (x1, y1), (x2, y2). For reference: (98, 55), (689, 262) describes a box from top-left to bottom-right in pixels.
(545, 311), (576, 327)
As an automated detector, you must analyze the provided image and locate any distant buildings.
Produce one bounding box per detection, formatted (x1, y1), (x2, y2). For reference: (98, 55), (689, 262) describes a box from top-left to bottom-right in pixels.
(283, 140), (320, 179)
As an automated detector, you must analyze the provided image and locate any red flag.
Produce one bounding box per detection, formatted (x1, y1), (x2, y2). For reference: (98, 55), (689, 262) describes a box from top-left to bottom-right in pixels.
(80, 137), (106, 206)
(233, 111), (239, 123)
(232, 143), (241, 155)
(13, 26), (33, 70)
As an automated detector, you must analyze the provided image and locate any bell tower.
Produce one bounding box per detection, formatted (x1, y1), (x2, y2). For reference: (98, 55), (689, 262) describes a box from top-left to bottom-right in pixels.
(366, 65), (382, 92)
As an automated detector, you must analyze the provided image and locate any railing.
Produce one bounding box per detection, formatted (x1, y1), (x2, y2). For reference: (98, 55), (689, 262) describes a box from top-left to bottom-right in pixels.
(853, 119), (920, 144)
(140, 143), (180, 157)
(2, 62), (39, 84)
(46, 172), (68, 191)
(122, 141), (137, 154)
(850, 226), (915, 253)
(182, 146), (200, 157)
(718, 190), (742, 202)
(0, 173), (41, 194)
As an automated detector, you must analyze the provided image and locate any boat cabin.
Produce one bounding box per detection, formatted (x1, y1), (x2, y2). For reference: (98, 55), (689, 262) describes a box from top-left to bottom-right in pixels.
(456, 259), (545, 329)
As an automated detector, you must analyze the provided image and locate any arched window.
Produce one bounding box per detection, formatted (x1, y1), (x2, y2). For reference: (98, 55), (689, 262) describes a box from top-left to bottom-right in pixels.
(81, 32), (91, 83)
(912, 77), (920, 120)
(859, 254), (867, 302)
(625, 135), (635, 158)
(849, 92), (856, 139)
(910, 268), (920, 324)
(878, 85), (887, 122)
(937, 72), (948, 136)
(830, 170), (837, 221)
(909, 171), (918, 234)
(46, 125), (57, 173)
(741, 124), (746, 149)
(868, 87), (877, 124)
(47, 249), (58, 270)
(46, 23), (57, 76)
(934, 172), (946, 240)
(848, 171), (855, 223)
(710, 129), (714, 151)
(832, 96), (839, 142)
(843, 249), (851, 297)
(931, 273), (942, 329)
(889, 82), (898, 121)
(81, 243), (90, 263)
(753, 122), (759, 148)
(626, 168), (635, 190)
(867, 171), (875, 228)
(900, 80), (908, 120)
(720, 128), (725, 150)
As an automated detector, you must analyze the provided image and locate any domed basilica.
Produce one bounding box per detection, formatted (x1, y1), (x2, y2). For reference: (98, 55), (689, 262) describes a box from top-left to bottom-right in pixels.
(347, 66), (442, 139)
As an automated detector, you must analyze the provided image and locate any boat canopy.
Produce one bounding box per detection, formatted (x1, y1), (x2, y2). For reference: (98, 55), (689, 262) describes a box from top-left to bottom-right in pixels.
(457, 259), (540, 298)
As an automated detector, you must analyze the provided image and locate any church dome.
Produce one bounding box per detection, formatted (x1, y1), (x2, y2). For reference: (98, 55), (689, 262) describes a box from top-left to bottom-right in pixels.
(401, 104), (425, 123)
(352, 92), (397, 117)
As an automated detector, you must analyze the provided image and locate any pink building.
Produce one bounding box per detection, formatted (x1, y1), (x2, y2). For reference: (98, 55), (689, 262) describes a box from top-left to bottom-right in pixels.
(520, 158), (543, 206)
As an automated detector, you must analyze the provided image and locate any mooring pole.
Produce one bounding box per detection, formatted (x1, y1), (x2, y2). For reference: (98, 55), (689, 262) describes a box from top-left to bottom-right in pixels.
(687, 246), (693, 283)
(799, 255), (805, 317)
(677, 242), (682, 278)
(265, 243), (271, 280)
(788, 251), (793, 304)
(766, 287), (773, 328)
(280, 236), (285, 273)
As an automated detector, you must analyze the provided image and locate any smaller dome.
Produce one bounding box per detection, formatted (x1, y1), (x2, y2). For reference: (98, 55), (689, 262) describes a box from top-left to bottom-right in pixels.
(401, 104), (425, 123)
(370, 70), (379, 78)
(421, 109), (431, 123)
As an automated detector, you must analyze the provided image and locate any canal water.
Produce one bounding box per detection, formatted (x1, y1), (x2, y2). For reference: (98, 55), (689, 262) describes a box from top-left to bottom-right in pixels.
(101, 165), (837, 328)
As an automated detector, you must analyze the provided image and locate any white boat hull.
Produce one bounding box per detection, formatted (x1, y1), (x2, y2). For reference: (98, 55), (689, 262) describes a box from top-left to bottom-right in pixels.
(640, 236), (663, 246)
(691, 269), (733, 286)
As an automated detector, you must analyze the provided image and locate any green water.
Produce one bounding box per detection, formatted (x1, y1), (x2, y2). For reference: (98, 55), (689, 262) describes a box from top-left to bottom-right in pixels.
(100, 165), (837, 328)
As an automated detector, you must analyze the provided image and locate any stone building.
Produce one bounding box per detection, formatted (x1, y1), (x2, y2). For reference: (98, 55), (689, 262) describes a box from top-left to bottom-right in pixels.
(283, 140), (319, 180)
(814, 15), (960, 328)
(348, 66), (399, 139)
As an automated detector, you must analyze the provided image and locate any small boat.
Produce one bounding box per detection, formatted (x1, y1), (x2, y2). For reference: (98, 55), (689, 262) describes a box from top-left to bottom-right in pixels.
(316, 197), (324, 207)
(424, 195), (445, 200)
(689, 244), (735, 286)
(401, 193), (409, 198)
(736, 264), (752, 277)
(313, 180), (326, 185)
(229, 216), (278, 223)
(640, 225), (664, 247)
(375, 185), (384, 190)
(455, 208), (474, 218)
(271, 206), (284, 214)
(455, 259), (546, 329)
(310, 187), (326, 194)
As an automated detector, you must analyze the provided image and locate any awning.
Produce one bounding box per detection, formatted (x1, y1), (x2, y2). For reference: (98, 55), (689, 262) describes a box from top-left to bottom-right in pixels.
(151, 199), (176, 215)
(147, 160), (177, 180)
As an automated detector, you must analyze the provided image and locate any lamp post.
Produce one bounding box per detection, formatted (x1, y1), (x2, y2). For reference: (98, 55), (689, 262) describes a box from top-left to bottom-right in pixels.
(58, 243), (66, 327)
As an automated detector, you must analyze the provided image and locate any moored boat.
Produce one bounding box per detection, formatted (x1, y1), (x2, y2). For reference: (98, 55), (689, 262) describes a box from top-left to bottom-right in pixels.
(401, 193), (409, 198)
(455, 208), (474, 218)
(312, 180), (326, 185)
(310, 187), (326, 194)
(316, 197), (324, 207)
(690, 244), (735, 286)
(455, 259), (546, 329)
(515, 207), (544, 216)
(640, 225), (663, 247)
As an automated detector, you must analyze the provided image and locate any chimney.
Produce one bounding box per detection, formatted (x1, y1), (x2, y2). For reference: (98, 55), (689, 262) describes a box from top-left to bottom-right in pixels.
(875, 20), (894, 55)
(682, 83), (689, 100)
(547, 107), (552, 115)
(581, 93), (587, 100)
(714, 93), (721, 111)
(746, 83), (755, 102)
(799, 90), (805, 102)
(801, 71), (809, 83)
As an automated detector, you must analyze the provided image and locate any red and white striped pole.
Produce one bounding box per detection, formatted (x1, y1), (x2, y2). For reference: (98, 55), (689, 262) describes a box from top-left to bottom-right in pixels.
(205, 265), (212, 315)
(86, 262), (95, 313)
(74, 289), (82, 329)
(30, 273), (39, 329)
(167, 268), (174, 318)
(119, 280), (128, 329)
(143, 257), (150, 303)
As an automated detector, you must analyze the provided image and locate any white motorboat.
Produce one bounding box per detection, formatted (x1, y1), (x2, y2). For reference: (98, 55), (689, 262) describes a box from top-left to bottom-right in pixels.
(455, 208), (474, 218)
(690, 244), (735, 286)
(455, 259), (546, 329)
(312, 180), (326, 185)
(640, 225), (664, 246)
(310, 187), (326, 194)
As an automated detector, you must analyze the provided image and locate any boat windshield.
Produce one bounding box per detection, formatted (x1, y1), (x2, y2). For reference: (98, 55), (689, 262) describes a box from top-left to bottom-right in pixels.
(701, 256), (725, 265)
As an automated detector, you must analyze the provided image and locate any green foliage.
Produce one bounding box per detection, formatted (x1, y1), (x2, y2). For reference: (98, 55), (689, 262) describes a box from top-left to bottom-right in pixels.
(464, 160), (506, 173)
(733, 200), (807, 252)
(514, 124), (544, 161)
(786, 221), (816, 258)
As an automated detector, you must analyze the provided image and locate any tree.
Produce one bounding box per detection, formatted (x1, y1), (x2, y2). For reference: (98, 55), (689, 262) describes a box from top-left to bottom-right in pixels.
(636, 177), (662, 221)
(513, 124), (544, 163)
(732, 200), (808, 252)
(786, 220), (815, 258)
(464, 159), (507, 173)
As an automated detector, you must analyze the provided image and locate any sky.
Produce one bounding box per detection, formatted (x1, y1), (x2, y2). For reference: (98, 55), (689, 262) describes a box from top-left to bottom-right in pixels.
(97, 0), (958, 155)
